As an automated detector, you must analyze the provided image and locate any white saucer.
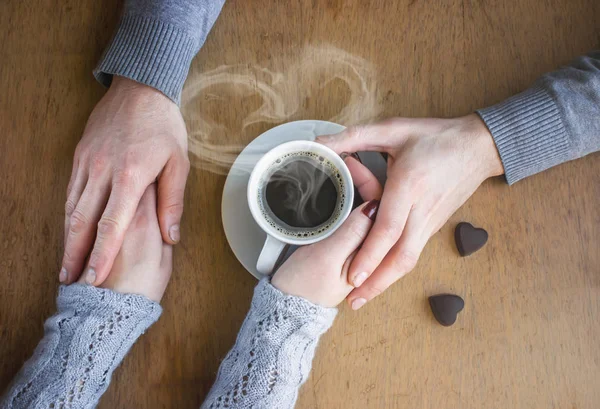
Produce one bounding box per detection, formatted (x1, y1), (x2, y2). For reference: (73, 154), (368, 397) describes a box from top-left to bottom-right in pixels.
(221, 120), (387, 279)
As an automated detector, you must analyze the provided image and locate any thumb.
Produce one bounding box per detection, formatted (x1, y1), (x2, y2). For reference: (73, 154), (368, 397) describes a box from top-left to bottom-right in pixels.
(344, 155), (383, 202)
(316, 117), (444, 154)
(316, 126), (378, 154)
(316, 120), (409, 154)
(157, 155), (190, 244)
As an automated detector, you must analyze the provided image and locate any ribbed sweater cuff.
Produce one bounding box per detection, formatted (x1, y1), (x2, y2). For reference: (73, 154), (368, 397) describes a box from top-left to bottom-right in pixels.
(477, 85), (570, 185)
(93, 13), (197, 105)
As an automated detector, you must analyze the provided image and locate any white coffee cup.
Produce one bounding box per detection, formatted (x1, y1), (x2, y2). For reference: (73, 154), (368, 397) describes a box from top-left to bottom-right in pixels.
(247, 140), (354, 275)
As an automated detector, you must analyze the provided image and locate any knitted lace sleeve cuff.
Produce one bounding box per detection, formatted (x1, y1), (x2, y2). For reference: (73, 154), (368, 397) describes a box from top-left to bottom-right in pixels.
(2, 285), (161, 409)
(200, 279), (337, 408)
(251, 278), (338, 333)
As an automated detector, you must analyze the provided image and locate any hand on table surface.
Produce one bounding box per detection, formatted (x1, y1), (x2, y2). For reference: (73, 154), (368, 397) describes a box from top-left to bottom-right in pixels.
(62, 76), (189, 286)
(317, 114), (504, 309)
(77, 184), (172, 302)
(271, 200), (380, 308)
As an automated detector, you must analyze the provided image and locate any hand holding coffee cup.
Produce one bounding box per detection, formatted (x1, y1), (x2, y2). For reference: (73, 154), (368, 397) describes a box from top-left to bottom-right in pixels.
(247, 141), (355, 275)
(272, 199), (380, 307)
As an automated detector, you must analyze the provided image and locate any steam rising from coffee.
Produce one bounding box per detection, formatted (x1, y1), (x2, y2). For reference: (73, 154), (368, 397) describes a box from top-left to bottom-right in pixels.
(275, 162), (331, 228)
(181, 45), (380, 227)
(181, 44), (381, 174)
(263, 155), (341, 230)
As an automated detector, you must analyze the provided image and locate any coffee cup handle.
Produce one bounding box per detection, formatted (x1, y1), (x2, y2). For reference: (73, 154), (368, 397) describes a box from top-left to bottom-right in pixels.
(256, 235), (288, 275)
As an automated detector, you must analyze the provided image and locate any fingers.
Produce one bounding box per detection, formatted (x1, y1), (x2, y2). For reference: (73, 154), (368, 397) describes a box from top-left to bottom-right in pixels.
(156, 242), (174, 300)
(347, 212), (427, 310)
(129, 183), (163, 258)
(317, 199), (380, 261)
(156, 182), (174, 302)
(63, 167), (88, 246)
(137, 183), (159, 220)
(61, 180), (109, 284)
(340, 251), (358, 283)
(160, 242), (173, 277)
(344, 156), (383, 202)
(346, 176), (412, 288)
(84, 180), (146, 286)
(65, 154), (83, 204)
(131, 183), (161, 237)
(157, 156), (190, 244)
(133, 185), (172, 302)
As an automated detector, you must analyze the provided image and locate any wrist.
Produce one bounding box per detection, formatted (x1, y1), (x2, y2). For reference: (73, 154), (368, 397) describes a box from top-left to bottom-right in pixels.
(109, 76), (174, 105)
(270, 274), (311, 304)
(462, 114), (504, 179)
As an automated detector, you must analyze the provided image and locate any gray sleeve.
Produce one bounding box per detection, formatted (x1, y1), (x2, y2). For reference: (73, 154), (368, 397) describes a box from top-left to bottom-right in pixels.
(93, 0), (226, 105)
(1, 285), (161, 409)
(200, 279), (337, 409)
(477, 51), (600, 184)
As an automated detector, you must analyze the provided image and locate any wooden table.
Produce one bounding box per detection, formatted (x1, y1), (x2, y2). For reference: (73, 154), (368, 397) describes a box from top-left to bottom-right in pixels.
(1, 1), (599, 408)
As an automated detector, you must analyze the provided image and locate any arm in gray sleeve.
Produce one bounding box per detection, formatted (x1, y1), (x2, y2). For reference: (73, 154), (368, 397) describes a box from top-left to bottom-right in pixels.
(477, 51), (600, 184)
(94, 0), (226, 104)
(1, 285), (161, 409)
(200, 279), (337, 409)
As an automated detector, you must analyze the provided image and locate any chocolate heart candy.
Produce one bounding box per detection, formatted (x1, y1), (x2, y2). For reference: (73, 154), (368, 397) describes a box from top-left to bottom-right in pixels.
(428, 294), (464, 327)
(454, 222), (488, 256)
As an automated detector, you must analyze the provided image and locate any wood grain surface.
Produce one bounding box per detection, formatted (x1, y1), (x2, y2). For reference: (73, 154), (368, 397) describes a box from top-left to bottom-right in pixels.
(1, 1), (599, 408)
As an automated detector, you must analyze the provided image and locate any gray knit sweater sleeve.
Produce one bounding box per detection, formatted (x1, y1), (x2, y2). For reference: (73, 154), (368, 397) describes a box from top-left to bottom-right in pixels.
(0, 285), (161, 409)
(200, 279), (338, 409)
(94, 0), (226, 104)
(477, 51), (600, 184)
(1, 280), (335, 409)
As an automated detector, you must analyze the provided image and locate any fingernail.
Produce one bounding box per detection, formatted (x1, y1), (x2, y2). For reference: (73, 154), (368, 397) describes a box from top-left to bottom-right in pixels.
(340, 152), (362, 163)
(85, 268), (96, 285)
(362, 199), (380, 221)
(351, 298), (367, 310)
(169, 225), (180, 243)
(59, 268), (67, 283)
(353, 272), (369, 287)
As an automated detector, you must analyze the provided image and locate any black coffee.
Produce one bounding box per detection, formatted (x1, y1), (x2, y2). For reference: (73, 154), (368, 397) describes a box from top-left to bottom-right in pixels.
(265, 157), (339, 228)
